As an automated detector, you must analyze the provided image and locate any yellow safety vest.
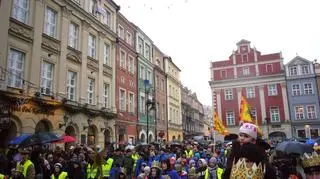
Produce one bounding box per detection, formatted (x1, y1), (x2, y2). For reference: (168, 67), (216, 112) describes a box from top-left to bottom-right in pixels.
(51, 171), (68, 179)
(204, 167), (224, 179)
(0, 174), (4, 179)
(102, 158), (113, 177)
(16, 159), (34, 177)
(185, 150), (193, 158)
(131, 153), (139, 171)
(86, 164), (98, 179)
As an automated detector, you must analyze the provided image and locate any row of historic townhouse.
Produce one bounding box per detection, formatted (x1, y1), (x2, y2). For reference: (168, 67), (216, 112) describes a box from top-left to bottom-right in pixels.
(210, 40), (320, 141)
(0, 0), (204, 148)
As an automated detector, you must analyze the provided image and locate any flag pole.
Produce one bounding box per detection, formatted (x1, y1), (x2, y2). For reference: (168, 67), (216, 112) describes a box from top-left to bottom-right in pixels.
(213, 129), (216, 152)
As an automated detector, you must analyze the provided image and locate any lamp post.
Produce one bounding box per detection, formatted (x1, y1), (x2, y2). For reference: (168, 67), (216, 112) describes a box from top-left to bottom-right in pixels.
(144, 79), (155, 144)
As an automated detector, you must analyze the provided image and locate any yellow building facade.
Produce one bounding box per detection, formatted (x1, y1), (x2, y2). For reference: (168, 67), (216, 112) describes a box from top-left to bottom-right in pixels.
(164, 57), (183, 141)
(0, 0), (119, 148)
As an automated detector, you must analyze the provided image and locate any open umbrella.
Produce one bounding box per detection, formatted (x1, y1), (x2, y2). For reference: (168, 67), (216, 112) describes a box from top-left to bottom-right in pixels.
(9, 134), (32, 145)
(54, 135), (76, 143)
(275, 141), (313, 155)
(19, 132), (60, 147)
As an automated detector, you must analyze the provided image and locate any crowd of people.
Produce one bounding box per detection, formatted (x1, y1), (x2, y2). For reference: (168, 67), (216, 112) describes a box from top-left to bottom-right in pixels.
(0, 122), (319, 179)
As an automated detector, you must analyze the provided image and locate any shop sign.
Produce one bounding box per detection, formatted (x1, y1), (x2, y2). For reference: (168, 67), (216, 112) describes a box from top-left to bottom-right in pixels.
(12, 105), (54, 115)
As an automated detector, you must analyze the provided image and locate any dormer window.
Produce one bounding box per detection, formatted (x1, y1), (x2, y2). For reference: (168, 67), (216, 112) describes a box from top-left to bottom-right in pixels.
(301, 65), (310, 75)
(243, 67), (250, 76)
(242, 54), (248, 62)
(289, 66), (298, 76)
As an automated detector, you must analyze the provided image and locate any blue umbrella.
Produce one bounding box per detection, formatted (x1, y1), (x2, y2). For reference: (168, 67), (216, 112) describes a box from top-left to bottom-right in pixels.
(306, 139), (315, 145)
(9, 134), (32, 145)
(276, 141), (313, 155)
(19, 132), (60, 147)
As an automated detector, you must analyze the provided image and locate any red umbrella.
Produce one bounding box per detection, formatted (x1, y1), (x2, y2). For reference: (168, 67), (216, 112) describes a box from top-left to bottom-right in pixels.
(54, 135), (76, 143)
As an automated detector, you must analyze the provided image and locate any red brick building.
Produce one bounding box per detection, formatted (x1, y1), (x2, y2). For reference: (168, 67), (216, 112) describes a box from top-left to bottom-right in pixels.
(115, 13), (138, 144)
(209, 40), (291, 141)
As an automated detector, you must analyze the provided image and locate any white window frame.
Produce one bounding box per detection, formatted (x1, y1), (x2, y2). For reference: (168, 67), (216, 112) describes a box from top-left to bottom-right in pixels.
(251, 108), (257, 121)
(103, 83), (109, 108)
(68, 22), (79, 49)
(246, 87), (255, 98)
(289, 66), (298, 76)
(270, 107), (280, 122)
(88, 34), (96, 58)
(129, 92), (134, 113)
(40, 61), (53, 95)
(224, 89), (233, 100)
(67, 71), (77, 101)
(138, 37), (144, 55)
(104, 43), (110, 65)
(268, 84), (278, 96)
(126, 31), (132, 45)
(44, 6), (57, 38)
(226, 111), (235, 126)
(119, 49), (126, 68)
(118, 25), (124, 39)
(147, 70), (152, 84)
(88, 0), (96, 15)
(11, 0), (29, 24)
(140, 95), (145, 114)
(241, 54), (248, 62)
(266, 64), (273, 72)
(119, 88), (126, 111)
(7, 49), (25, 89)
(128, 55), (134, 74)
(220, 70), (226, 78)
(140, 65), (145, 79)
(87, 78), (95, 105)
(243, 67), (250, 76)
(145, 44), (150, 61)
(306, 105), (316, 119)
(292, 84), (301, 96)
(304, 83), (313, 95)
(295, 106), (304, 120)
(301, 65), (310, 75)
(103, 9), (111, 27)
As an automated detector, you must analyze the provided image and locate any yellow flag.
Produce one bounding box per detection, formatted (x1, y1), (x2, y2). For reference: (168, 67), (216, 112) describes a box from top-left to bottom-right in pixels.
(214, 111), (229, 135)
(239, 96), (253, 123)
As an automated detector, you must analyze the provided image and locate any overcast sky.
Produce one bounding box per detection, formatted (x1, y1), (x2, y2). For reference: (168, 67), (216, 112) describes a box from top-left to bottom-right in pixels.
(115, 0), (320, 106)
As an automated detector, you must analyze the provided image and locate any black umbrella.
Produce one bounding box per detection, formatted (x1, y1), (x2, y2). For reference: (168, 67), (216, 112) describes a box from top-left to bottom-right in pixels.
(224, 134), (238, 141)
(275, 141), (313, 155)
(19, 132), (60, 147)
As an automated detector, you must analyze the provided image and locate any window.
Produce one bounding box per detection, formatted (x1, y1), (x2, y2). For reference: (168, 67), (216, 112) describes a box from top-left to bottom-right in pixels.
(162, 104), (165, 120)
(126, 32), (132, 45)
(40, 61), (53, 95)
(156, 102), (160, 119)
(301, 65), (310, 75)
(220, 70), (226, 78)
(266, 64), (273, 72)
(89, 0), (96, 15)
(11, 0), (29, 24)
(68, 23), (79, 49)
(140, 66), (145, 79)
(145, 44), (150, 60)
(224, 89), (233, 100)
(169, 85), (172, 96)
(295, 106), (304, 120)
(129, 93), (134, 113)
(147, 70), (152, 84)
(297, 129), (306, 139)
(138, 37), (144, 55)
(161, 79), (165, 91)
(246, 87), (255, 98)
(251, 108), (257, 121)
(87, 78), (95, 105)
(119, 89), (126, 111)
(310, 129), (319, 139)
(103, 9), (111, 26)
(170, 108), (173, 122)
(120, 50), (126, 68)
(268, 84), (278, 96)
(226, 111), (235, 126)
(67, 71), (76, 101)
(103, 44), (110, 65)
(155, 75), (159, 88)
(242, 55), (248, 62)
(292, 84), (301, 96)
(103, 83), (109, 108)
(304, 83), (313, 95)
(270, 107), (280, 122)
(88, 34), (96, 58)
(243, 67), (250, 76)
(44, 7), (57, 37)
(7, 49), (25, 88)
(289, 66), (298, 76)
(307, 105), (316, 119)
(118, 25), (124, 39)
(140, 96), (145, 113)
(128, 56), (134, 73)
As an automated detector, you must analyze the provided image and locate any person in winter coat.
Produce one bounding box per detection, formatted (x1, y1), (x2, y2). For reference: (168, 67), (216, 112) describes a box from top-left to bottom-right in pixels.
(196, 158), (208, 179)
(69, 160), (85, 179)
(122, 149), (134, 178)
(51, 163), (68, 179)
(161, 158), (179, 179)
(207, 157), (223, 179)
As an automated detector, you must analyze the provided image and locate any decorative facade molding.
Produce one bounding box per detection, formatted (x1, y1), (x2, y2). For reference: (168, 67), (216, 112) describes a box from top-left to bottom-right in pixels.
(41, 34), (61, 54)
(8, 18), (33, 43)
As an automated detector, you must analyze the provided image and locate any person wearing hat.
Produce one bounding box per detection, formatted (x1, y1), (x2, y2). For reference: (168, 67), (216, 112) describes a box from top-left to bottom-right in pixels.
(160, 158), (179, 179)
(207, 157), (223, 179)
(148, 161), (163, 179)
(196, 158), (208, 179)
(301, 152), (320, 179)
(51, 163), (68, 179)
(116, 167), (126, 179)
(15, 148), (35, 179)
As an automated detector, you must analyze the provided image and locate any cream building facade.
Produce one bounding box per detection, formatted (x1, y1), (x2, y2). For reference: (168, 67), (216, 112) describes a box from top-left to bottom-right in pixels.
(0, 0), (119, 148)
(164, 56), (183, 141)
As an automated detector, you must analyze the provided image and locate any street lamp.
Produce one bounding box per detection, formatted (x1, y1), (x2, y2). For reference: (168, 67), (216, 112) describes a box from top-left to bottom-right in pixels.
(144, 79), (155, 144)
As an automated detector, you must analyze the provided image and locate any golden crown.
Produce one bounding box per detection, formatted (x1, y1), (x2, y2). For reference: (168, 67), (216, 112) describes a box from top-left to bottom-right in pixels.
(301, 152), (320, 168)
(230, 158), (264, 179)
(151, 160), (160, 169)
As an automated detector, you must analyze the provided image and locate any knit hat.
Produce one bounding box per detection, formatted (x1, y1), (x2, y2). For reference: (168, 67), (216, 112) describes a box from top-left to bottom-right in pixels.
(199, 158), (207, 166)
(209, 157), (217, 164)
(54, 163), (62, 169)
(239, 123), (258, 139)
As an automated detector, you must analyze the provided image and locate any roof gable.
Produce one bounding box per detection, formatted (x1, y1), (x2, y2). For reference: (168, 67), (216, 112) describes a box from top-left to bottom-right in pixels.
(286, 56), (312, 66)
